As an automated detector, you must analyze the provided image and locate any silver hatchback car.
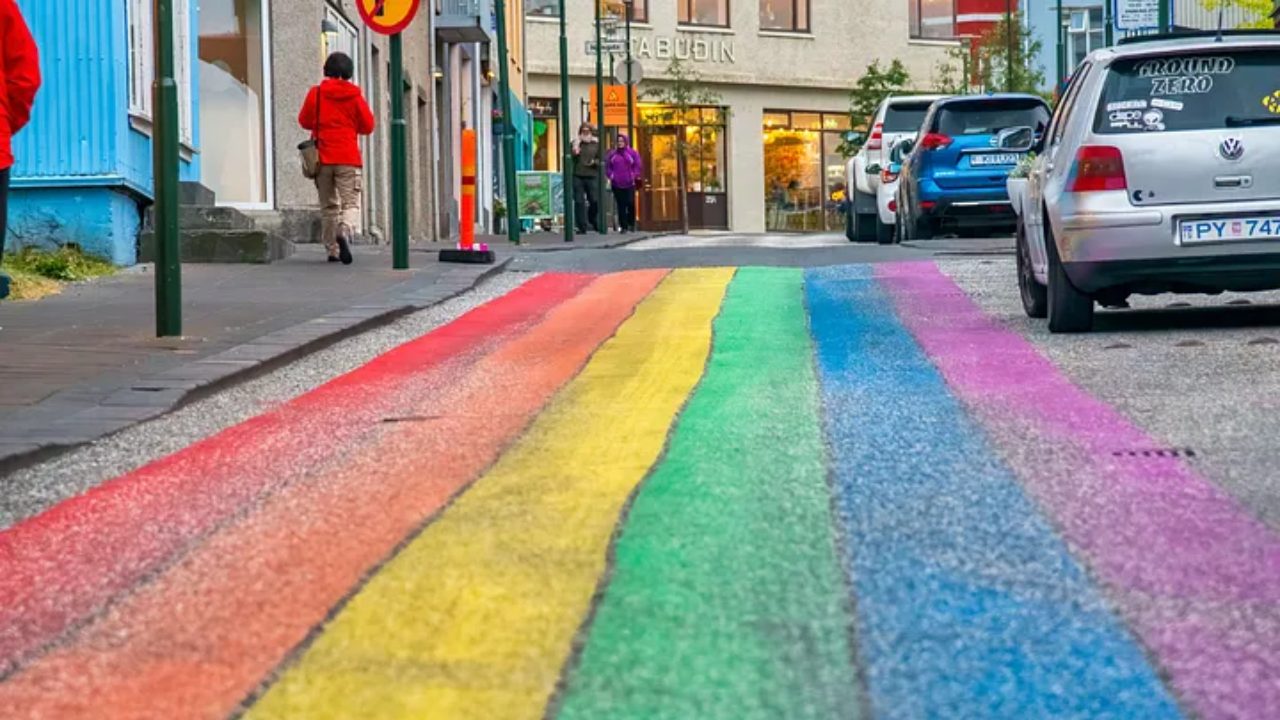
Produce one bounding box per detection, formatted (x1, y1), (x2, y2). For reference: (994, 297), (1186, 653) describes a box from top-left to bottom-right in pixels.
(1014, 30), (1280, 333)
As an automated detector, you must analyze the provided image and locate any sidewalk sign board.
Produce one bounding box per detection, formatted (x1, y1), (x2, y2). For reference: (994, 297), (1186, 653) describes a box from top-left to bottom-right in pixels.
(1113, 0), (1172, 32)
(516, 172), (565, 220)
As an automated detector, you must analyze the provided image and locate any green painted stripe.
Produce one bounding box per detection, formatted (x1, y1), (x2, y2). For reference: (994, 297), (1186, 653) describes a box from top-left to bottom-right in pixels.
(552, 267), (864, 720)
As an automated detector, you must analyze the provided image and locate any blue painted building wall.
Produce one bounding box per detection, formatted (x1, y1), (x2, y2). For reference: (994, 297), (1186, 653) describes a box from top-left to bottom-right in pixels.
(8, 0), (200, 265)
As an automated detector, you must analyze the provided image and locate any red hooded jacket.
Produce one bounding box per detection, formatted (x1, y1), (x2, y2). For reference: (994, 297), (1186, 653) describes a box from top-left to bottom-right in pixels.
(0, 0), (40, 171)
(298, 78), (375, 167)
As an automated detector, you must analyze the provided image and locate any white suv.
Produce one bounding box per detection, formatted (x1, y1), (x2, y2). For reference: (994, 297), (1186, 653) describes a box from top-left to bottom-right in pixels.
(845, 94), (948, 242)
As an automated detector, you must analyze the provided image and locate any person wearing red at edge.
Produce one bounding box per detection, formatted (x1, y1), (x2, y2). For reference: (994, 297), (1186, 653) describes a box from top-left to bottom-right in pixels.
(299, 52), (374, 265)
(0, 0), (41, 298)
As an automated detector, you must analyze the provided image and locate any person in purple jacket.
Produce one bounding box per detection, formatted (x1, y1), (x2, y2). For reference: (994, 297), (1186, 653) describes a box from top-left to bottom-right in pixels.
(605, 133), (643, 233)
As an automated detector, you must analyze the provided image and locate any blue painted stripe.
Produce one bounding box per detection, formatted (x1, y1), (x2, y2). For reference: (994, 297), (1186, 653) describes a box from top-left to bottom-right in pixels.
(805, 265), (1183, 720)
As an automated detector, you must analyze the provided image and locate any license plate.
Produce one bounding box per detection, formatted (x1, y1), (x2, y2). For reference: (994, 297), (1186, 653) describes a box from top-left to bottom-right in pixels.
(1179, 216), (1280, 244)
(971, 153), (1019, 167)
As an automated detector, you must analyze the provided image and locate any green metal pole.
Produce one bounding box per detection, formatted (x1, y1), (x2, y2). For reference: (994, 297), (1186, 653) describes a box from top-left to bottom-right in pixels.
(153, 0), (182, 337)
(559, 0), (574, 242)
(595, 4), (606, 235)
(391, 33), (409, 270)
(1056, 4), (1065, 91)
(626, 1), (634, 141)
(1105, 0), (1114, 47)
(1159, 0), (1171, 33)
(1005, 0), (1014, 92)
(495, 0), (521, 245)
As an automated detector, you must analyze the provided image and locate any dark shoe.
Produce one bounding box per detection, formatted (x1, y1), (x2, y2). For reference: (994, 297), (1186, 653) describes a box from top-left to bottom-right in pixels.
(328, 255), (340, 263)
(337, 233), (354, 265)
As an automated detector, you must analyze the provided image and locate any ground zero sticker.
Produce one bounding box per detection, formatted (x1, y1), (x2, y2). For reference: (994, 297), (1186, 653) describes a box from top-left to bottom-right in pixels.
(1150, 75), (1214, 96)
(1139, 56), (1236, 78)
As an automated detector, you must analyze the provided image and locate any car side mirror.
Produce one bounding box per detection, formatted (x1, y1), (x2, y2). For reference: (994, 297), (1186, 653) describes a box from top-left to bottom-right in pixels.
(995, 126), (1035, 152)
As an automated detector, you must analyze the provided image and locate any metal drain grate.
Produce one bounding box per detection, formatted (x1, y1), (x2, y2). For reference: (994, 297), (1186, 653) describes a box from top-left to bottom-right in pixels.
(1112, 448), (1197, 459)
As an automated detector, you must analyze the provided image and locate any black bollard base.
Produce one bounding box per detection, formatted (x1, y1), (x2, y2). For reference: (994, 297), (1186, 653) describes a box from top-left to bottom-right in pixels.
(439, 249), (497, 265)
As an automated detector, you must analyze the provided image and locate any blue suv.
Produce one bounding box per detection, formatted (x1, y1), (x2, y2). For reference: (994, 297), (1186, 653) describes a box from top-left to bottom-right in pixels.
(896, 94), (1050, 240)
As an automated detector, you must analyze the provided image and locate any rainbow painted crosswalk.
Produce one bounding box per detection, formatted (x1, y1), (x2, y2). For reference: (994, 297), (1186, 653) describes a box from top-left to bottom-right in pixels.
(1, 264), (1277, 720)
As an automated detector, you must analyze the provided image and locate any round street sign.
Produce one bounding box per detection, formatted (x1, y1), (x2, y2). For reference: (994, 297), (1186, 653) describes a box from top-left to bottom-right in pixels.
(614, 59), (643, 86)
(358, 0), (421, 36)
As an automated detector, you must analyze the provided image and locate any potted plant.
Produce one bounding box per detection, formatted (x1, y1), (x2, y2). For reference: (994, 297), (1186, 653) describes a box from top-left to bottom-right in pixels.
(1006, 152), (1035, 219)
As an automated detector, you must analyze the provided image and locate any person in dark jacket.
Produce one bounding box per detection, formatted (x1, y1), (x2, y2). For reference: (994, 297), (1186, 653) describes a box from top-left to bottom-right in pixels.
(0, 0), (40, 298)
(572, 123), (601, 234)
(299, 52), (375, 265)
(605, 133), (642, 233)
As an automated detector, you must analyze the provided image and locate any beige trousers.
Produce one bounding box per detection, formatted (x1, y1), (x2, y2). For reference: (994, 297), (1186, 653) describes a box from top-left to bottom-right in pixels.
(316, 164), (362, 256)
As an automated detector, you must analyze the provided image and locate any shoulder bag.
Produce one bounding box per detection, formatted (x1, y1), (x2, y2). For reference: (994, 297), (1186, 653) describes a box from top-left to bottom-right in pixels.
(298, 87), (322, 179)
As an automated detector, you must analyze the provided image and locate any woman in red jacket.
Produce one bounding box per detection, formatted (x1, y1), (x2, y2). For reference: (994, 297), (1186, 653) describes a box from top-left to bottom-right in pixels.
(299, 52), (374, 265)
(0, 0), (41, 294)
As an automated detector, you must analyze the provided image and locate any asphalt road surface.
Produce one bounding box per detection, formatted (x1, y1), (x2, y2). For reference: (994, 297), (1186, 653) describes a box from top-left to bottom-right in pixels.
(2, 234), (1278, 720)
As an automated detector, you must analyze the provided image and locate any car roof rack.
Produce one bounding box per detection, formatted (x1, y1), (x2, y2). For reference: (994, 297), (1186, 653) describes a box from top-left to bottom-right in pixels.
(1118, 28), (1278, 46)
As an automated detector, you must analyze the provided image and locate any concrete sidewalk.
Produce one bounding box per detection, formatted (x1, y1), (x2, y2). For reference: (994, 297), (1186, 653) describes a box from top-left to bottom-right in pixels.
(0, 245), (508, 471)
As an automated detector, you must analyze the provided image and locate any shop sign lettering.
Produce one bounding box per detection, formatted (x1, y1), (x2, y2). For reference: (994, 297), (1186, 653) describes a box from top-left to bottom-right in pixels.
(633, 36), (736, 64)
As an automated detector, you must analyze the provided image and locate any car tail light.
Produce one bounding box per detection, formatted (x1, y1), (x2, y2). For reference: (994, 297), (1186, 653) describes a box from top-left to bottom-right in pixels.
(881, 168), (899, 183)
(1069, 146), (1127, 192)
(920, 201), (937, 211)
(865, 123), (884, 151)
(888, 199), (898, 212)
(919, 133), (953, 151)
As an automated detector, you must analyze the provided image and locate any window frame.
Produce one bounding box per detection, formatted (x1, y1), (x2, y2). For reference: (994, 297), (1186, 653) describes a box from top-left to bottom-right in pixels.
(908, 0), (957, 41)
(679, 0), (732, 29)
(760, 0), (810, 33)
(127, 0), (194, 146)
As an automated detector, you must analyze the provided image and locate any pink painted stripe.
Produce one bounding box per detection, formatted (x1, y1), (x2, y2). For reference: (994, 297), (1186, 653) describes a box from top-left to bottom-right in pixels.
(876, 261), (1280, 720)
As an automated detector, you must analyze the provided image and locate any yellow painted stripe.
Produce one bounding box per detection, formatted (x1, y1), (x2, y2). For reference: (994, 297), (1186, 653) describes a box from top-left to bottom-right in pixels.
(244, 268), (735, 720)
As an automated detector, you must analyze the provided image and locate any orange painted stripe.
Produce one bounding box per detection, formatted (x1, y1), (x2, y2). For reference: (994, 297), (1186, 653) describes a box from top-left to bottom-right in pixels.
(0, 270), (668, 720)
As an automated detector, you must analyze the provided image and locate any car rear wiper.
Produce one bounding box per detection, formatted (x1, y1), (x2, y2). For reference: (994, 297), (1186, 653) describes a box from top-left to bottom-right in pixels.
(1225, 115), (1280, 127)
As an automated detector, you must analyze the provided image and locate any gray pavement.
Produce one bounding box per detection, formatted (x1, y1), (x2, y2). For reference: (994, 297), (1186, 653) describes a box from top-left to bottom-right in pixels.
(0, 245), (509, 471)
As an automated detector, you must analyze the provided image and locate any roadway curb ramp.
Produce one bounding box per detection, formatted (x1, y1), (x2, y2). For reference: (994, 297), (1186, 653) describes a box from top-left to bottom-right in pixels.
(0, 259), (510, 475)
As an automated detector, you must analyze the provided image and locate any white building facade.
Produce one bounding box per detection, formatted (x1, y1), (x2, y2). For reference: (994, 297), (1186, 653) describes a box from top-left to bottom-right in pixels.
(526, 0), (954, 233)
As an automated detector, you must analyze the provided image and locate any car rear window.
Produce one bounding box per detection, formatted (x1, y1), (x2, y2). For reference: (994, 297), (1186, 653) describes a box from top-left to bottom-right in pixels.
(883, 103), (932, 132)
(936, 99), (1051, 136)
(1095, 49), (1280, 134)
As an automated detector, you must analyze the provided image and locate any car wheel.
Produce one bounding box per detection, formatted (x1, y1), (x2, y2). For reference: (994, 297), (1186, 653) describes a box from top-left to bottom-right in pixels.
(876, 215), (895, 245)
(1016, 221), (1047, 319)
(850, 189), (876, 243)
(845, 205), (856, 242)
(1045, 219), (1094, 333)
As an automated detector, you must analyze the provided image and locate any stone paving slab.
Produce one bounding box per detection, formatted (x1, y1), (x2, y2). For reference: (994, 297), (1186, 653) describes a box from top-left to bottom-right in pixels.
(0, 245), (510, 473)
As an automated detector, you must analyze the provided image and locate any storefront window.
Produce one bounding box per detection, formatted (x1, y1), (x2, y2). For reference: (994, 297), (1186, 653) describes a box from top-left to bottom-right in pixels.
(764, 111), (850, 232)
(531, 98), (561, 172)
(909, 0), (956, 40)
(679, 0), (730, 28)
(636, 104), (728, 231)
(199, 0), (270, 206)
(760, 0), (808, 32)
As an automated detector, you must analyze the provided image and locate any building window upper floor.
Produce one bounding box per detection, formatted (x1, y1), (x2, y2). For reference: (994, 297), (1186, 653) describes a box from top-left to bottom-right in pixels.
(127, 0), (194, 145)
(527, 0), (649, 23)
(909, 0), (956, 40)
(760, 0), (808, 32)
(679, 0), (730, 28)
(1064, 6), (1105, 69)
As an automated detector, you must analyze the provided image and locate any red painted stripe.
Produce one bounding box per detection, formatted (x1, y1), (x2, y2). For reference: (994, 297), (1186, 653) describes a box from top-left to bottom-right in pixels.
(0, 273), (596, 676)
(0, 270), (669, 718)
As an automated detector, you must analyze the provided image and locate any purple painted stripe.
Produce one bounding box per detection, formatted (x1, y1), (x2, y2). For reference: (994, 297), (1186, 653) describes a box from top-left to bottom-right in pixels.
(875, 261), (1280, 720)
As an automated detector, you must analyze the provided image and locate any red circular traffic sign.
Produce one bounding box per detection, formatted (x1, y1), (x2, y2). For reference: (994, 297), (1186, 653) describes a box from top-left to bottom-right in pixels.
(358, 0), (421, 36)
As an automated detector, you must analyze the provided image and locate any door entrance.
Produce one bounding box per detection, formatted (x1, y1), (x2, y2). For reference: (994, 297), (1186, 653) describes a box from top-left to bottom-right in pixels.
(639, 128), (682, 232)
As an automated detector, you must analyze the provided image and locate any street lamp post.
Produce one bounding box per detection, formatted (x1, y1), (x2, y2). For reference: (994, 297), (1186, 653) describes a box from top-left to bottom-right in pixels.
(559, 0), (574, 242)
(1159, 0), (1171, 33)
(1056, 3), (1065, 93)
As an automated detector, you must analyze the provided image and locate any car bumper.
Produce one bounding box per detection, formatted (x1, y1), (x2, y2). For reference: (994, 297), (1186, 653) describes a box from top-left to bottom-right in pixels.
(877, 181), (898, 225)
(1057, 192), (1280, 293)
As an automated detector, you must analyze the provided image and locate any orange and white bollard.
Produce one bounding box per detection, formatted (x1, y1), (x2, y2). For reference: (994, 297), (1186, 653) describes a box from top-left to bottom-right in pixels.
(440, 128), (495, 264)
